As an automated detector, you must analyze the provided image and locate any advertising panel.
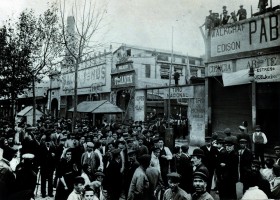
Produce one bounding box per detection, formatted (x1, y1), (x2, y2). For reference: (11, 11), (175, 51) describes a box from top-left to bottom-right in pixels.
(210, 13), (280, 57)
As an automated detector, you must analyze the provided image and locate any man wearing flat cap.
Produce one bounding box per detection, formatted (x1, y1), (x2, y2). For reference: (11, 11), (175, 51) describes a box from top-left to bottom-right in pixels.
(81, 142), (101, 176)
(128, 154), (150, 200)
(275, 145), (280, 165)
(200, 136), (218, 192)
(236, 5), (247, 21)
(163, 172), (191, 200)
(192, 169), (214, 200)
(238, 138), (253, 192)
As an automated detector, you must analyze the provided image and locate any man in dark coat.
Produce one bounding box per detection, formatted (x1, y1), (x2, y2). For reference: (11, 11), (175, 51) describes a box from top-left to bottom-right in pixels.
(191, 148), (209, 193)
(258, 0), (268, 13)
(245, 159), (271, 198)
(178, 144), (193, 193)
(104, 149), (123, 200)
(238, 138), (253, 192)
(236, 5), (247, 21)
(218, 137), (239, 200)
(39, 137), (56, 197)
(200, 136), (218, 192)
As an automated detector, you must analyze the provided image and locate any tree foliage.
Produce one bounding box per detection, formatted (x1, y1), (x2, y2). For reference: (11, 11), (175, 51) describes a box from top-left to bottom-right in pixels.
(0, 3), (62, 126)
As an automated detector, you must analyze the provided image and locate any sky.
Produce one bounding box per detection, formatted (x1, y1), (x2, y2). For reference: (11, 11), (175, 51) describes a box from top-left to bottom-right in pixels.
(0, 0), (278, 57)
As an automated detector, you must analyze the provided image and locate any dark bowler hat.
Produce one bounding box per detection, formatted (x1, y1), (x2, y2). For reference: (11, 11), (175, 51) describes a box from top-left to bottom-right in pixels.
(181, 144), (189, 152)
(205, 136), (212, 141)
(191, 148), (205, 157)
(167, 172), (181, 183)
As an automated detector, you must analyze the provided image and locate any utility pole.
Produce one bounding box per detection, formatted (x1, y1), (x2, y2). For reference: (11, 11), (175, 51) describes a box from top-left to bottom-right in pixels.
(168, 27), (173, 128)
(166, 27), (174, 152)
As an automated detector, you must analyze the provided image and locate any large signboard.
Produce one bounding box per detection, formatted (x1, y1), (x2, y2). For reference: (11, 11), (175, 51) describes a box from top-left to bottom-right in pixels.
(236, 54), (280, 71)
(210, 12), (280, 57)
(111, 72), (135, 88)
(61, 65), (106, 91)
(164, 86), (194, 99)
(222, 65), (280, 86)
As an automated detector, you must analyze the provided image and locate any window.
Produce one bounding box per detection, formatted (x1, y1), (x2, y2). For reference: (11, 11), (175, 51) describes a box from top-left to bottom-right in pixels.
(189, 59), (195, 65)
(182, 58), (185, 63)
(157, 55), (169, 61)
(174, 66), (183, 75)
(126, 49), (131, 56)
(160, 64), (170, 79)
(145, 64), (151, 78)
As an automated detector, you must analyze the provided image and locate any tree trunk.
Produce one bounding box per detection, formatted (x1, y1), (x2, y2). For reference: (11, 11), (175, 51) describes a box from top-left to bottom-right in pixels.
(72, 60), (79, 132)
(32, 76), (36, 126)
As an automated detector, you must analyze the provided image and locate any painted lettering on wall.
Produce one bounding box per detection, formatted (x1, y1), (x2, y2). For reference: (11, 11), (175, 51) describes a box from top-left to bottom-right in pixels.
(164, 86), (194, 99)
(247, 56), (278, 68)
(62, 65), (106, 90)
(207, 61), (232, 76)
(114, 74), (133, 85)
(135, 95), (144, 111)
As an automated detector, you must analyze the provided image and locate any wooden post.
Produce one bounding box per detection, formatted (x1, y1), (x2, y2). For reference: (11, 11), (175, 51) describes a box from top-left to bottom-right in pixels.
(252, 81), (256, 129)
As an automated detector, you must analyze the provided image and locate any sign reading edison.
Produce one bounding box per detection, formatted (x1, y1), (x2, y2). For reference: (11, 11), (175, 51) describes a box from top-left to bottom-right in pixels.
(210, 12), (280, 57)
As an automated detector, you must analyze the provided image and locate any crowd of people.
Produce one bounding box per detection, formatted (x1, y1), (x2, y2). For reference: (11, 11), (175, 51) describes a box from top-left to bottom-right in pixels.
(202, 1), (275, 33)
(0, 117), (280, 200)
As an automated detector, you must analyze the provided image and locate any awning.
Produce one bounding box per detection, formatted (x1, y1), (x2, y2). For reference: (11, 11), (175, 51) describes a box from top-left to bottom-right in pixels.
(68, 100), (124, 114)
(17, 106), (44, 116)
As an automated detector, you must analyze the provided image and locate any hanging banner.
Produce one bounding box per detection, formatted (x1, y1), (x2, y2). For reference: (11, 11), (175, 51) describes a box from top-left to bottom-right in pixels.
(223, 65), (280, 86)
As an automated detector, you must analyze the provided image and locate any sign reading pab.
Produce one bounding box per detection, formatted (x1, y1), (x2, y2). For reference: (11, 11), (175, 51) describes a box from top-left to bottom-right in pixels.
(207, 61), (232, 76)
(164, 86), (194, 99)
(210, 13), (280, 57)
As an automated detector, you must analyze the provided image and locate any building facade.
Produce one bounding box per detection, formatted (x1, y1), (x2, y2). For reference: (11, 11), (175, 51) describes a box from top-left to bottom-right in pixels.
(203, 9), (280, 147)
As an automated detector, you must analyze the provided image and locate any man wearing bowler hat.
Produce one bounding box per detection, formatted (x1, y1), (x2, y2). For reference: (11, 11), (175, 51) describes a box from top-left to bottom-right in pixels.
(191, 148), (209, 174)
(192, 169), (214, 200)
(163, 172), (191, 200)
(218, 137), (239, 200)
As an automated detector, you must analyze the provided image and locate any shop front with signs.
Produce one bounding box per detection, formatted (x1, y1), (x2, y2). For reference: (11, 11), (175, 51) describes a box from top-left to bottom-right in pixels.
(204, 11), (280, 146)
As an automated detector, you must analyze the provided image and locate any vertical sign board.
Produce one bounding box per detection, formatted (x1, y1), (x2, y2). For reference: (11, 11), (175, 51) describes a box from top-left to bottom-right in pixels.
(210, 13), (280, 58)
(134, 90), (145, 121)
